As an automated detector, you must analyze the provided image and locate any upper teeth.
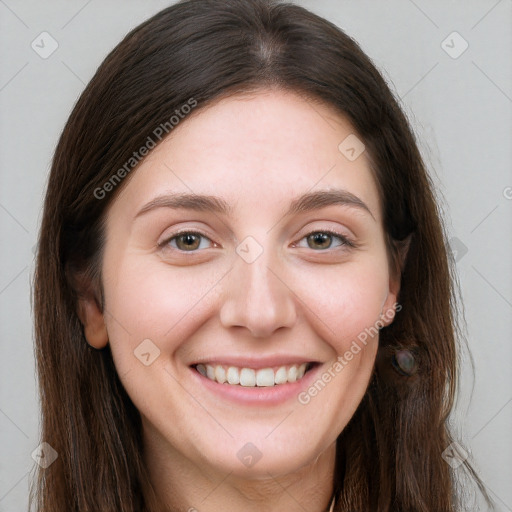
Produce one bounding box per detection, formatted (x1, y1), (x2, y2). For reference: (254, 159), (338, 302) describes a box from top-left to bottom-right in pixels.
(196, 363), (309, 387)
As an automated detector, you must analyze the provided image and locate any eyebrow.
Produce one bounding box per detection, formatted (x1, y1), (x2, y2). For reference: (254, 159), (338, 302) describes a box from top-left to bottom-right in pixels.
(134, 189), (375, 221)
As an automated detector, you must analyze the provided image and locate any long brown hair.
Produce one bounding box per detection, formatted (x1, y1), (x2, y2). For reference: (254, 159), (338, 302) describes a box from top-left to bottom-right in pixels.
(31, 0), (494, 510)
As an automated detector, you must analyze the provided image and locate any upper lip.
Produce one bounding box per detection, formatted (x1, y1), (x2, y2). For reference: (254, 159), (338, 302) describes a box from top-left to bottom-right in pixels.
(190, 356), (319, 370)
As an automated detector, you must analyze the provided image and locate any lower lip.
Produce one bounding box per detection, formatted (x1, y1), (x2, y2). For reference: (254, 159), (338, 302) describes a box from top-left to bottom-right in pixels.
(189, 364), (322, 406)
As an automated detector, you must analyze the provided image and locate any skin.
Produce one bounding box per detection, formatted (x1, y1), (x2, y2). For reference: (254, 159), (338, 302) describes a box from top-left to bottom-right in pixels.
(79, 89), (401, 511)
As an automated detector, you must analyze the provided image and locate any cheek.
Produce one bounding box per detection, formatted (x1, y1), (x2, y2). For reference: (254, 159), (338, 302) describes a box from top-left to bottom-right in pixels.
(102, 254), (228, 360)
(292, 260), (389, 354)
(291, 261), (388, 424)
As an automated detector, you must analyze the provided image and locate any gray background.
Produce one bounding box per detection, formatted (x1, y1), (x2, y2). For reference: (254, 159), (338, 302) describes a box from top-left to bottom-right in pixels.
(0, 0), (510, 510)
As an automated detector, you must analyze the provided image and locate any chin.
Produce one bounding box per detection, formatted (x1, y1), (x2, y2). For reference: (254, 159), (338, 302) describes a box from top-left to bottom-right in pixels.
(195, 434), (327, 479)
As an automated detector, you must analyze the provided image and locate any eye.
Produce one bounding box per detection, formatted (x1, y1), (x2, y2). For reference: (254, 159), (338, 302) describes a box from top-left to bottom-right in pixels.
(159, 231), (213, 252)
(158, 229), (355, 254)
(295, 230), (355, 251)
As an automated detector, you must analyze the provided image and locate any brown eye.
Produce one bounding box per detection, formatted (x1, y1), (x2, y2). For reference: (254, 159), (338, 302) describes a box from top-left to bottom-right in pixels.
(307, 232), (333, 250)
(161, 231), (212, 252)
(298, 230), (354, 251)
(175, 233), (201, 251)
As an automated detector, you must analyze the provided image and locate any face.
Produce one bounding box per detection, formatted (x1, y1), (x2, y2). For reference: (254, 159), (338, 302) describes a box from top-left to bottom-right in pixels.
(82, 89), (399, 479)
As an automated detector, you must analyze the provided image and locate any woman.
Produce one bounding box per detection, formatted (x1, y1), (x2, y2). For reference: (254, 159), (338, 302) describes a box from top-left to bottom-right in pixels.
(31, 0), (494, 510)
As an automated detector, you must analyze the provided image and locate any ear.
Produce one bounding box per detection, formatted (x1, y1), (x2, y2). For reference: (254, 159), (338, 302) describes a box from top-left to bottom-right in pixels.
(77, 291), (109, 349)
(395, 233), (413, 273)
(380, 234), (413, 328)
(379, 274), (401, 328)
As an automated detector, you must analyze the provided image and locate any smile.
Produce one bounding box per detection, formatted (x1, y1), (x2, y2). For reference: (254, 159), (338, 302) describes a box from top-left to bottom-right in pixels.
(193, 362), (316, 387)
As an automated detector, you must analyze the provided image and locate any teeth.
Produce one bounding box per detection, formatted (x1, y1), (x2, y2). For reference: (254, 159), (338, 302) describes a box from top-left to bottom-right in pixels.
(240, 368), (256, 386)
(226, 366), (240, 385)
(196, 362), (309, 387)
(256, 368), (274, 387)
(215, 366), (227, 384)
(274, 366), (288, 384)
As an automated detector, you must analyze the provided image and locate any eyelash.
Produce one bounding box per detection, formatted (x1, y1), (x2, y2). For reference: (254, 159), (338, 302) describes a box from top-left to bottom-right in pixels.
(298, 229), (357, 250)
(158, 228), (356, 253)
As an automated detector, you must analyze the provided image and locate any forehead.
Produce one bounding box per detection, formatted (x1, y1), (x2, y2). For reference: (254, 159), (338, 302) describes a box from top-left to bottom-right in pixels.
(108, 89), (382, 224)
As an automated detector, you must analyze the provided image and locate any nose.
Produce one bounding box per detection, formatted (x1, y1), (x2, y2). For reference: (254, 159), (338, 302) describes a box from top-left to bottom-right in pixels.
(219, 245), (298, 338)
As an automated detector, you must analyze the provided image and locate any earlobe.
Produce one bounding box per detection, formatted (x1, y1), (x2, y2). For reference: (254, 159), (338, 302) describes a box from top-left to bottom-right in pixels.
(77, 295), (109, 349)
(380, 294), (397, 328)
(380, 276), (401, 328)
(380, 234), (412, 328)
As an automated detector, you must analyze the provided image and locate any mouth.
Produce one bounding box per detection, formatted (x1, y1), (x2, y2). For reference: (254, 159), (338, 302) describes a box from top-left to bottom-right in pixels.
(191, 362), (319, 387)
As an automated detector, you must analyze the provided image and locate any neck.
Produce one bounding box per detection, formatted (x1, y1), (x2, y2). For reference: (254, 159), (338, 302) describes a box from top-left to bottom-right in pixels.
(143, 423), (336, 512)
